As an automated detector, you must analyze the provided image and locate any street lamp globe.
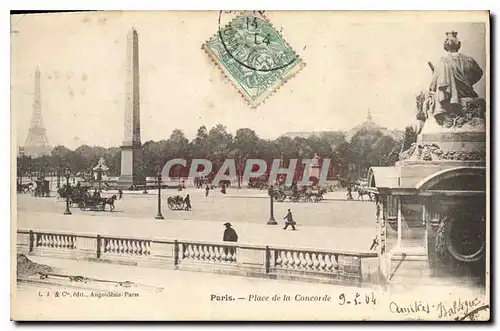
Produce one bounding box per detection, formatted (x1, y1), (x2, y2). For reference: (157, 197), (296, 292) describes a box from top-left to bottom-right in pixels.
(64, 167), (71, 179)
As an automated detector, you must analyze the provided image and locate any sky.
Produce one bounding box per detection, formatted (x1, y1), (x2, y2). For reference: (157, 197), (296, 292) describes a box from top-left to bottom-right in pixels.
(11, 11), (487, 150)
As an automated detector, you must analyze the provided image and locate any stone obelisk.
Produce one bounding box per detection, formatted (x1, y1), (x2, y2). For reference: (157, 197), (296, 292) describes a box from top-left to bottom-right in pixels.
(118, 28), (144, 188)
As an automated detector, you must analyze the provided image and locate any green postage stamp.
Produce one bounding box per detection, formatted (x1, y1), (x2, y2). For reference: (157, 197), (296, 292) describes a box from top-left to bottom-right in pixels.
(203, 11), (306, 108)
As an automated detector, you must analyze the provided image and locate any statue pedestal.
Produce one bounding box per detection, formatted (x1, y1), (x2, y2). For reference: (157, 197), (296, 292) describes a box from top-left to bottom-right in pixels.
(369, 125), (486, 289)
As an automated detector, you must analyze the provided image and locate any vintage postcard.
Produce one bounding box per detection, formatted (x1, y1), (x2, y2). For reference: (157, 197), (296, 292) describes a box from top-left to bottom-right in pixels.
(11, 10), (490, 321)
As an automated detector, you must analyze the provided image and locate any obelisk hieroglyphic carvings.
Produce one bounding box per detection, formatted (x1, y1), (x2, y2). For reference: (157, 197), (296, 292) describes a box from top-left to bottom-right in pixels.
(118, 28), (145, 188)
(24, 67), (51, 157)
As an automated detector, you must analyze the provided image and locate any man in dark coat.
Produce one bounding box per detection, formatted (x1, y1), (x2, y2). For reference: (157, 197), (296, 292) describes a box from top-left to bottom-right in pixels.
(205, 185), (210, 197)
(346, 185), (353, 200)
(184, 194), (192, 211)
(283, 209), (296, 230)
(223, 222), (238, 255)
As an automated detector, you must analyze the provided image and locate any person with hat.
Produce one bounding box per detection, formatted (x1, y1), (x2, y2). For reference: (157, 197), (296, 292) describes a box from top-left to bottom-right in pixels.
(223, 222), (238, 242)
(223, 222), (238, 255)
(283, 209), (296, 231)
(184, 194), (192, 211)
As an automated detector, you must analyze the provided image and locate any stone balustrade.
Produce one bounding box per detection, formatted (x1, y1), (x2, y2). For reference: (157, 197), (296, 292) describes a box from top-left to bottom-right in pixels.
(36, 233), (76, 250)
(101, 237), (151, 257)
(180, 241), (237, 264)
(17, 229), (378, 286)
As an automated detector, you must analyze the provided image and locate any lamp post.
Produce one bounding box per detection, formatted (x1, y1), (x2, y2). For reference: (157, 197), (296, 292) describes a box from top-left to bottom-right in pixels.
(267, 185), (277, 225)
(97, 168), (102, 192)
(57, 164), (61, 188)
(63, 167), (72, 215)
(155, 168), (164, 220)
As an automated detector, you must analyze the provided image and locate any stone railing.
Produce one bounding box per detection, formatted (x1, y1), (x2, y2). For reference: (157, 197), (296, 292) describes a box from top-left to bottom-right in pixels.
(17, 229), (378, 286)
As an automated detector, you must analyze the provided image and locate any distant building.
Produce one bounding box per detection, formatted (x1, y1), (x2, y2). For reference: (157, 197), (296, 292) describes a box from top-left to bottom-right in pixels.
(281, 110), (403, 143)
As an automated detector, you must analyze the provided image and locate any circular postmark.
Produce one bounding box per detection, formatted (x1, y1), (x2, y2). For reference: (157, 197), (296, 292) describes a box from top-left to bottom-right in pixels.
(217, 11), (299, 72)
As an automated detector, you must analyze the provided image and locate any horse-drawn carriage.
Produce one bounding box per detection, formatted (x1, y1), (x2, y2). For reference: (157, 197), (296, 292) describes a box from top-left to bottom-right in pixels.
(353, 180), (373, 201)
(273, 185), (326, 203)
(167, 195), (185, 210)
(58, 184), (117, 211)
(33, 180), (50, 197)
(17, 182), (34, 194)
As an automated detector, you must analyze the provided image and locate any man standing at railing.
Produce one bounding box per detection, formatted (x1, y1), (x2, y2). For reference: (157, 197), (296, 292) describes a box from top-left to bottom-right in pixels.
(223, 222), (238, 255)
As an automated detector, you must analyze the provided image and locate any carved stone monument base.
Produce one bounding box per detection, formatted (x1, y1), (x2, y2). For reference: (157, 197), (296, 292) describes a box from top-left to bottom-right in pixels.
(117, 144), (145, 189)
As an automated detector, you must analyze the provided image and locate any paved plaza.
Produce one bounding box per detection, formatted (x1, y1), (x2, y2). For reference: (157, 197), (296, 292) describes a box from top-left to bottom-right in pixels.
(17, 188), (377, 251)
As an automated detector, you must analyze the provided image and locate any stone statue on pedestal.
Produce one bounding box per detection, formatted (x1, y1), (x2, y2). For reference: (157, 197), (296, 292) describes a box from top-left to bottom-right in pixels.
(416, 31), (485, 134)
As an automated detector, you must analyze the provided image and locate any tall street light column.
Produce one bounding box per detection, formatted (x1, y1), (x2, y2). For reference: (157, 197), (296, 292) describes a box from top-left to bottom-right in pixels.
(267, 185), (277, 225)
(97, 168), (102, 192)
(63, 167), (72, 215)
(155, 168), (164, 220)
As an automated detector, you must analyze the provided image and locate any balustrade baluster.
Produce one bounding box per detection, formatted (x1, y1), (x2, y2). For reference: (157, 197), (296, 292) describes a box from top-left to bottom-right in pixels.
(193, 245), (200, 260)
(285, 251), (293, 268)
(201, 246), (209, 261)
(215, 246), (221, 261)
(197, 245), (204, 260)
(299, 252), (307, 269)
(126, 240), (132, 254)
(132, 240), (139, 255)
(231, 248), (237, 262)
(318, 254), (326, 271)
(182, 245), (188, 259)
(208, 246), (215, 261)
(325, 254), (333, 271)
(293, 252), (301, 269)
(305, 253), (313, 269)
(189, 244), (195, 259)
(275, 250), (283, 267)
(280, 251), (288, 268)
(220, 247), (227, 262)
(332, 254), (339, 270)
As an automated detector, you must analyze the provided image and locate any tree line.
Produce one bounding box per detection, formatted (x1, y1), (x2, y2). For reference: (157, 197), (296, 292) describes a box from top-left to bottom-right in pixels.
(17, 124), (418, 181)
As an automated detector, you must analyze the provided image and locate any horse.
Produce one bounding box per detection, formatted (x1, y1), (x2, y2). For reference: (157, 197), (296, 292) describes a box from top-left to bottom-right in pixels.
(19, 182), (34, 194)
(101, 195), (117, 211)
(355, 185), (373, 201)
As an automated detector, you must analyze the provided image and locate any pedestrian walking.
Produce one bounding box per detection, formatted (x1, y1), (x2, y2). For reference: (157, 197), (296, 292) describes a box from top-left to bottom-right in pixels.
(184, 194), (192, 211)
(118, 189), (123, 200)
(222, 222), (238, 255)
(283, 209), (296, 230)
(346, 185), (353, 200)
(205, 185), (210, 197)
(221, 183), (226, 194)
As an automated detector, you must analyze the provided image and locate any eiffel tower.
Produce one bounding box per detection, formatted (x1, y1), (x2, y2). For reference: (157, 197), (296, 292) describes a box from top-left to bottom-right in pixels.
(24, 67), (51, 157)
